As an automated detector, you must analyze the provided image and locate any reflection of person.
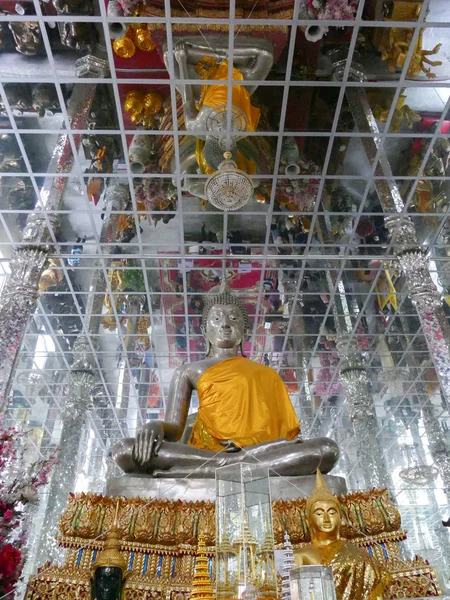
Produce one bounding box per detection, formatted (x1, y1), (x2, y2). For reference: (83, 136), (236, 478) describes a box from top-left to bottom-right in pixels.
(295, 471), (389, 600)
(112, 281), (339, 477)
(67, 237), (86, 268)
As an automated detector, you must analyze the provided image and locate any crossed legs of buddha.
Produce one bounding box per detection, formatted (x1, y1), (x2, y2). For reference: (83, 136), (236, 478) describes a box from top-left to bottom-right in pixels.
(112, 436), (339, 478)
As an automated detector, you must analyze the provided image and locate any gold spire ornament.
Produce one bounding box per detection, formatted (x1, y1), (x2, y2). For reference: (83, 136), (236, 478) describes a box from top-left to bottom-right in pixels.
(92, 501), (127, 572)
(91, 501), (127, 600)
(189, 534), (214, 600)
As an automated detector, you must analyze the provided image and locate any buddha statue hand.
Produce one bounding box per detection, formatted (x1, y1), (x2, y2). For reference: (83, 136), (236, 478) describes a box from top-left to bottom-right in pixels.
(133, 421), (165, 466)
(174, 39), (187, 63)
(219, 440), (243, 453)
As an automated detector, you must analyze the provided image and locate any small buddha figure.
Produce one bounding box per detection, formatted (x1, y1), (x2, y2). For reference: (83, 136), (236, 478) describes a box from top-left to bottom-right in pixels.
(294, 471), (389, 600)
(112, 281), (339, 477)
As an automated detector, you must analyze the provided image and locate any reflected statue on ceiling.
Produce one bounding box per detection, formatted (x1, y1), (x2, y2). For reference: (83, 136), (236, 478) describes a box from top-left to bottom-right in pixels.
(7, 180), (37, 230)
(2, 83), (33, 114)
(0, 134), (25, 173)
(164, 37), (273, 137)
(173, 135), (260, 205)
(58, 21), (97, 53)
(32, 84), (61, 117)
(8, 21), (42, 55)
(112, 281), (339, 478)
(161, 36), (273, 202)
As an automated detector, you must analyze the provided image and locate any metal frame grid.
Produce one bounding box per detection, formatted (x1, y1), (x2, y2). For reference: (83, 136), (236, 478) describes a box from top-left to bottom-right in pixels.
(2, 0), (450, 581)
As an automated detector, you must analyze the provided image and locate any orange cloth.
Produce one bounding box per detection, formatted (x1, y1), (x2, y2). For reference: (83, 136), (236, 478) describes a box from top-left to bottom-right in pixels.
(188, 356), (300, 451)
(198, 60), (260, 132)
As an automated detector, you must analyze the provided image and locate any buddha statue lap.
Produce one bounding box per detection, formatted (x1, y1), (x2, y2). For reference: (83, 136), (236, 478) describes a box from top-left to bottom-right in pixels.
(112, 282), (339, 478)
(294, 471), (390, 600)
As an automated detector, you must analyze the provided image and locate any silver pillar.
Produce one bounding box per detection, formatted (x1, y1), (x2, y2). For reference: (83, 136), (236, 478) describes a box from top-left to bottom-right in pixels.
(336, 335), (390, 490)
(0, 83), (99, 412)
(397, 312), (450, 494)
(332, 56), (450, 407)
(35, 336), (96, 566)
(34, 182), (132, 564)
(316, 218), (391, 489)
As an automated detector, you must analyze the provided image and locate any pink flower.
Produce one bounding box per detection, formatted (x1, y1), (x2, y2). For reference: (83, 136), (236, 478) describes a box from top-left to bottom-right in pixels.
(3, 509), (13, 522)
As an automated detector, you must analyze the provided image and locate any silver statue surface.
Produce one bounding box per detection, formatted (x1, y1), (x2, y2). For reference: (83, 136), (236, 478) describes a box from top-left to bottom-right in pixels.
(164, 36), (273, 136)
(112, 283), (339, 478)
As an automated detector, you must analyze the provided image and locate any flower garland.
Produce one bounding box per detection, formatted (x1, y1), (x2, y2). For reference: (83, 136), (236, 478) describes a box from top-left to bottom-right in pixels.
(299, 0), (359, 36)
(0, 419), (57, 597)
(311, 337), (342, 400)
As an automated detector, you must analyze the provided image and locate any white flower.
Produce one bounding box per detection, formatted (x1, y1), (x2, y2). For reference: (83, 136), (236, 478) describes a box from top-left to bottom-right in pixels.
(20, 484), (39, 504)
(312, 0), (323, 8)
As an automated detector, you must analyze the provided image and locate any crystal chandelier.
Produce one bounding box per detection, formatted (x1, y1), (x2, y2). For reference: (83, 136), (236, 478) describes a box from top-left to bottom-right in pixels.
(205, 152), (254, 211)
(399, 464), (439, 486)
(399, 444), (439, 486)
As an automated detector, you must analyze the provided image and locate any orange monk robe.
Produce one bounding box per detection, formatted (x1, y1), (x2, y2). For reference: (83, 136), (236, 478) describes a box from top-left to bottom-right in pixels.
(188, 356), (300, 452)
(197, 60), (260, 132)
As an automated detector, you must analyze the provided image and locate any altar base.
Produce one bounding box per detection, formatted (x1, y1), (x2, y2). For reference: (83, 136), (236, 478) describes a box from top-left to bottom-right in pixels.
(106, 474), (348, 501)
(25, 486), (443, 600)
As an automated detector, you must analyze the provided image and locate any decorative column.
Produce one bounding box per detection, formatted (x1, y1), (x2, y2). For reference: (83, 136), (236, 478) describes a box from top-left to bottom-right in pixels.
(0, 82), (101, 412)
(316, 219), (391, 489)
(34, 182), (133, 564)
(331, 54), (450, 408)
(0, 214), (57, 411)
(397, 313), (450, 495)
(281, 273), (316, 432)
(336, 335), (390, 490)
(35, 335), (96, 566)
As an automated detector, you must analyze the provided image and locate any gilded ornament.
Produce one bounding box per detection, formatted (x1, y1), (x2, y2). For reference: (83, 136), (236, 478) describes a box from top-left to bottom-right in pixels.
(92, 502), (127, 572)
(143, 91), (163, 114)
(378, 28), (442, 79)
(113, 36), (136, 58)
(189, 535), (214, 600)
(133, 28), (155, 52)
(124, 91), (146, 116)
(25, 488), (443, 600)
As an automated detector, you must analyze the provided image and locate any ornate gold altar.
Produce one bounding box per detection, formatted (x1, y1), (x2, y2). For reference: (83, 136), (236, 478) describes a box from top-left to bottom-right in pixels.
(25, 489), (442, 600)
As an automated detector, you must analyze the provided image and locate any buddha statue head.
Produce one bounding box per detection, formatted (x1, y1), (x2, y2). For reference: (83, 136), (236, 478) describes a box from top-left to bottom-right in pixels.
(306, 470), (342, 544)
(201, 279), (249, 357)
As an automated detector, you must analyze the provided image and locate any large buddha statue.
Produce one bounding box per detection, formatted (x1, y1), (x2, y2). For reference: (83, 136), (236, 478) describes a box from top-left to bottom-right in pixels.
(166, 37), (273, 138)
(112, 282), (339, 477)
(160, 37), (273, 201)
(294, 471), (389, 600)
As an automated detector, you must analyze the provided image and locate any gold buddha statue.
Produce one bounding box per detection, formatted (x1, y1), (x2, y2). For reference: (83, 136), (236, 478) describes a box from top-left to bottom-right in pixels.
(294, 471), (389, 600)
(112, 281), (339, 477)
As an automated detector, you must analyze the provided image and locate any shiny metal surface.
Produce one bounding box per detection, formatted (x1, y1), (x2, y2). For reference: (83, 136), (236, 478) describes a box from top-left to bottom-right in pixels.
(113, 297), (339, 476)
(106, 473), (348, 501)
